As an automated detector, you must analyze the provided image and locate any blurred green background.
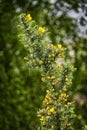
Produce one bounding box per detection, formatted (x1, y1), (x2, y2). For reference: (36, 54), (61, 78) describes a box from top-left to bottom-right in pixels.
(0, 0), (87, 130)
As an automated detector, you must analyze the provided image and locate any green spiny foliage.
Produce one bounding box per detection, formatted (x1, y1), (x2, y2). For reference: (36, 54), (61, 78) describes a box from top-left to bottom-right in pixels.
(18, 13), (76, 130)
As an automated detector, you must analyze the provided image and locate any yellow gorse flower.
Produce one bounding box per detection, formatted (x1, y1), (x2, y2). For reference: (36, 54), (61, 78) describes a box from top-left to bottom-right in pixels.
(47, 75), (51, 79)
(26, 14), (32, 22)
(57, 44), (62, 49)
(40, 116), (44, 122)
(47, 75), (55, 80)
(51, 76), (55, 79)
(49, 107), (55, 113)
(39, 27), (45, 34)
(60, 93), (67, 98)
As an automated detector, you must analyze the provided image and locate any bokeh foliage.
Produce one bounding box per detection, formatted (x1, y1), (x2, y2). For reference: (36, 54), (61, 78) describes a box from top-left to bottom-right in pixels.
(0, 1), (45, 130)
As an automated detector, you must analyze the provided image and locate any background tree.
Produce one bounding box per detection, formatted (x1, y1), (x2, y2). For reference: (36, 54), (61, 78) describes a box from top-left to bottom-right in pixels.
(0, 1), (45, 130)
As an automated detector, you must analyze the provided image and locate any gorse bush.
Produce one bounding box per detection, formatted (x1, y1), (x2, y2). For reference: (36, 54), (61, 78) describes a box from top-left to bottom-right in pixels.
(18, 13), (77, 130)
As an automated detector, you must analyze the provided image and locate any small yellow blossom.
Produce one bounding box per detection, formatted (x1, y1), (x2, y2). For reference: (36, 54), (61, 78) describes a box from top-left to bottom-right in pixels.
(26, 14), (32, 22)
(57, 44), (62, 49)
(60, 93), (67, 98)
(66, 78), (72, 83)
(47, 106), (50, 111)
(39, 60), (43, 64)
(51, 125), (54, 129)
(65, 77), (69, 81)
(58, 52), (64, 58)
(52, 80), (56, 85)
(45, 94), (51, 100)
(43, 99), (48, 105)
(47, 75), (51, 79)
(59, 93), (69, 101)
(49, 107), (55, 113)
(46, 90), (50, 93)
(39, 27), (45, 34)
(51, 44), (54, 48)
(40, 116), (44, 122)
(41, 77), (45, 82)
(51, 76), (55, 79)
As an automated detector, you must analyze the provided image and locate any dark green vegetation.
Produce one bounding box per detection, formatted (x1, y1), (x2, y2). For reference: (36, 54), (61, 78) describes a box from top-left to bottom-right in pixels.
(0, 0), (87, 130)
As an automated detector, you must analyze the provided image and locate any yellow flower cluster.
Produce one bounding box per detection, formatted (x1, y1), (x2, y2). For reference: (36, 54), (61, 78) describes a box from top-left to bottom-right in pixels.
(51, 44), (63, 50)
(58, 52), (64, 58)
(59, 93), (68, 101)
(26, 14), (32, 22)
(39, 106), (56, 127)
(43, 89), (55, 106)
(65, 77), (72, 83)
(39, 27), (45, 34)
(40, 116), (44, 123)
(64, 102), (74, 108)
(51, 44), (64, 58)
(47, 75), (55, 80)
(46, 75), (57, 86)
(60, 93), (67, 98)
(44, 95), (53, 105)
